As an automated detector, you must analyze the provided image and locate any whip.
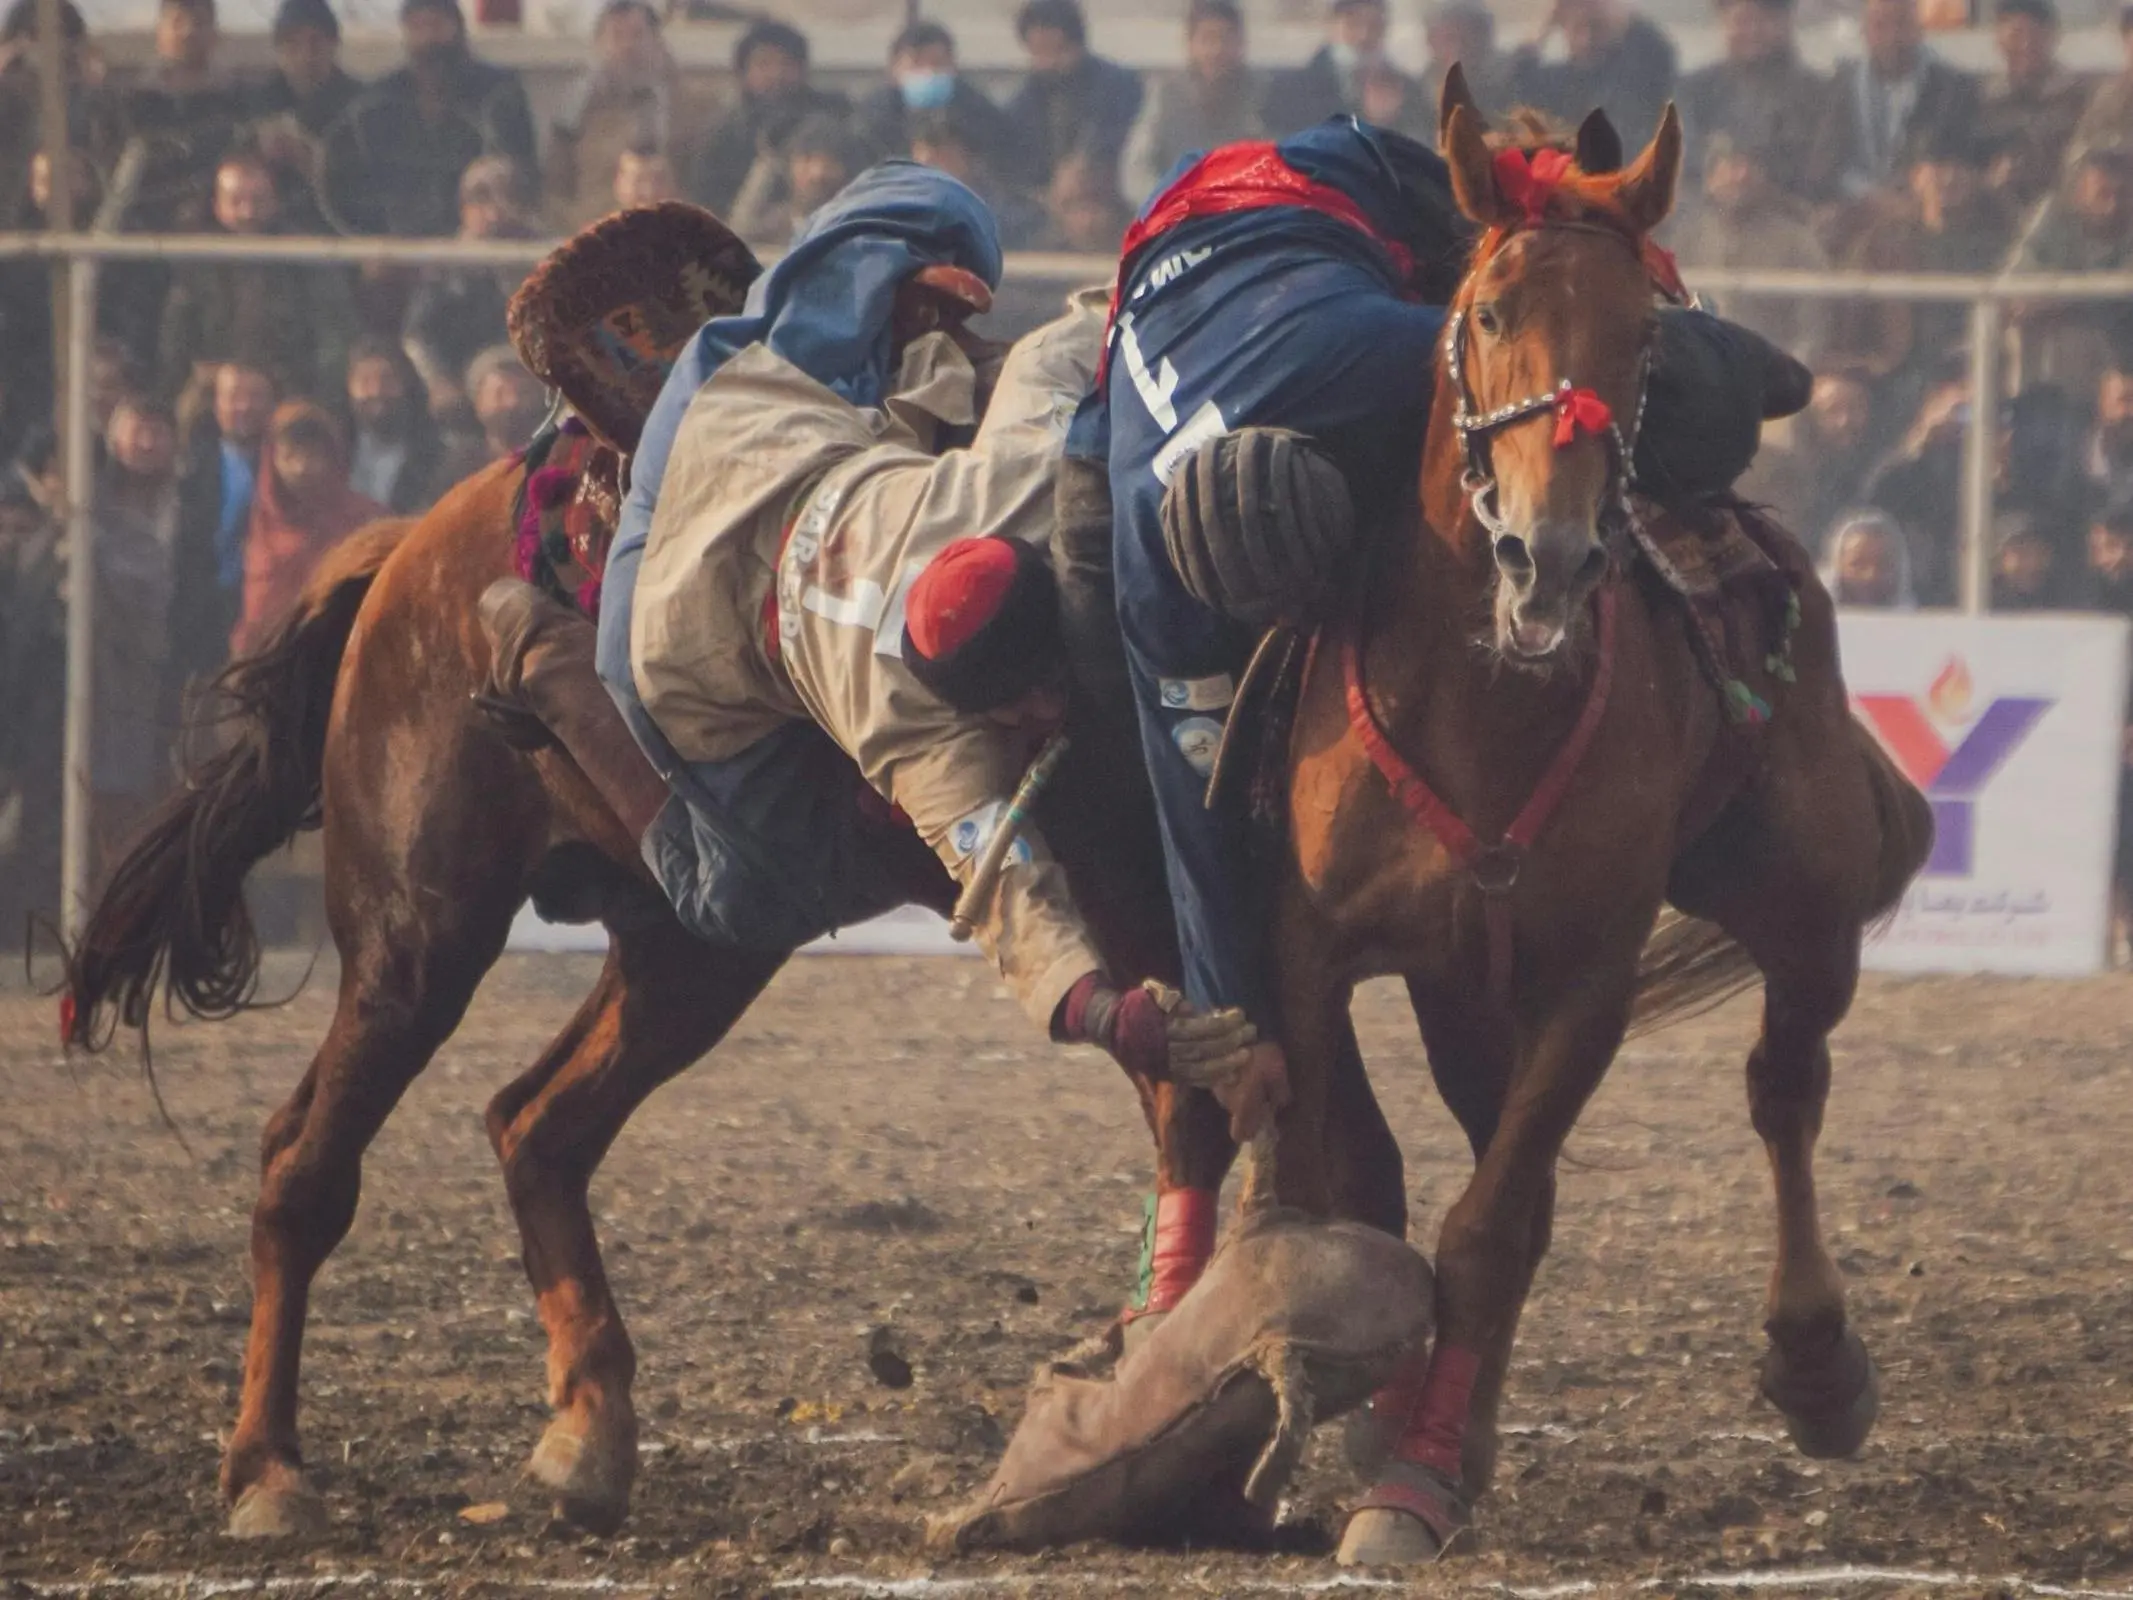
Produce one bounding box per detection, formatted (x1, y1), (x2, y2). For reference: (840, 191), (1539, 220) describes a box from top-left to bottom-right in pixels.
(948, 733), (1071, 943)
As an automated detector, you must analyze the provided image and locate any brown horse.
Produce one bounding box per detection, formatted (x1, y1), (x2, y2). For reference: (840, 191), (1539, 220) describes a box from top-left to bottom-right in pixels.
(1260, 82), (1934, 1564)
(60, 456), (1232, 1539)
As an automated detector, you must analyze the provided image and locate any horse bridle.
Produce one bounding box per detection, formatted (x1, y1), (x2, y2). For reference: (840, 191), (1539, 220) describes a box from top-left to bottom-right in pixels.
(1445, 217), (1676, 551)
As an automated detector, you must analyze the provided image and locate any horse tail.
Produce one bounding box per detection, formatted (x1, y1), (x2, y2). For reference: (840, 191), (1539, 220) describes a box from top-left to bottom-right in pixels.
(1627, 911), (1761, 1037)
(60, 519), (411, 1052)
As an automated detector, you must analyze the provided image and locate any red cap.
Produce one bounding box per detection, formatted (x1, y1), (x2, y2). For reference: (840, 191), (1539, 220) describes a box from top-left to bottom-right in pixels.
(905, 538), (1023, 662)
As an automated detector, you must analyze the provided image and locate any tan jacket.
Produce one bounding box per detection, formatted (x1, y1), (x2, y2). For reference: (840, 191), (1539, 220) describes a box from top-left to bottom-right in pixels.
(631, 294), (1107, 1028)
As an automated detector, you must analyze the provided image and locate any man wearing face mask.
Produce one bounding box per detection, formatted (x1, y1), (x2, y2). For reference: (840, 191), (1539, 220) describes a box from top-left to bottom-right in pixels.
(1264, 0), (1421, 138)
(322, 0), (535, 238)
(855, 22), (1019, 182)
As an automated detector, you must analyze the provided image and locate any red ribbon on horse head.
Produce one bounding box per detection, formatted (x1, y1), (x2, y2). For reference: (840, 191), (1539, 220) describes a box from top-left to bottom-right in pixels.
(1493, 147), (1573, 222)
(1552, 385), (1614, 449)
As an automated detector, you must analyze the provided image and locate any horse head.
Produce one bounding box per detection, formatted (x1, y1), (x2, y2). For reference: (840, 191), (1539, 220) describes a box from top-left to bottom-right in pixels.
(1433, 65), (1683, 662)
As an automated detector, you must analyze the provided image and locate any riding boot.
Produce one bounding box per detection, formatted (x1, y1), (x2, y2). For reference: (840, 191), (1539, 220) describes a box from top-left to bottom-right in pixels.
(476, 578), (670, 838)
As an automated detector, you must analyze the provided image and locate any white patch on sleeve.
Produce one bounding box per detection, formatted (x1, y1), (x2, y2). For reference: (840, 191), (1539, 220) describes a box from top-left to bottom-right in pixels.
(872, 558), (933, 658)
(1171, 716), (1224, 776)
(947, 800), (1035, 866)
(1152, 399), (1230, 487)
(1158, 673), (1236, 713)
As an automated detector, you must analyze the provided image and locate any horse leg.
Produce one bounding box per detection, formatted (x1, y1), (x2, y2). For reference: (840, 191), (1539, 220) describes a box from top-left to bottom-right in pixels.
(223, 903), (513, 1537)
(1340, 955), (1641, 1567)
(485, 918), (784, 1532)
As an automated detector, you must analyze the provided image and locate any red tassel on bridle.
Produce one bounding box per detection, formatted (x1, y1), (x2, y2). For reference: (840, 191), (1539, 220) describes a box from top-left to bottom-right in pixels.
(1552, 385), (1614, 449)
(1492, 146), (1574, 222)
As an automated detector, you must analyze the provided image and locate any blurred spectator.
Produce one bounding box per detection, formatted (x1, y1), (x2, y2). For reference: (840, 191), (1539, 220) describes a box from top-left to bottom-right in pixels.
(1420, 2), (1514, 124)
(233, 401), (385, 655)
(1830, 131), (2012, 387)
(1826, 0), (1979, 202)
(1508, 0), (1677, 151)
(2085, 359), (2133, 503)
(1122, 1), (1265, 202)
(2013, 143), (2133, 270)
(113, 0), (245, 229)
(248, 0), (359, 228)
(0, 474), (61, 940)
(1356, 58), (1433, 140)
(1039, 148), (1128, 252)
(1821, 509), (1916, 607)
(687, 19), (846, 219)
(2083, 494), (2133, 612)
(854, 21), (1018, 179)
(1990, 508), (2068, 609)
(323, 0), (535, 238)
(158, 146), (354, 400)
(1977, 0), (2089, 211)
(1746, 369), (1888, 544)
(0, 0), (121, 232)
(1002, 0), (1144, 190)
(458, 346), (546, 469)
(169, 354), (277, 691)
(2010, 145), (2133, 392)
(728, 109), (864, 248)
(908, 108), (1044, 248)
(1266, 0), (1415, 136)
(2069, 3), (2133, 165)
(1672, 135), (1830, 359)
(612, 140), (679, 209)
(89, 392), (182, 874)
(0, 145), (95, 418)
(1675, 0), (1831, 202)
(1866, 357), (1971, 604)
(403, 155), (534, 417)
(2000, 381), (2093, 543)
(545, 0), (702, 234)
(345, 336), (445, 514)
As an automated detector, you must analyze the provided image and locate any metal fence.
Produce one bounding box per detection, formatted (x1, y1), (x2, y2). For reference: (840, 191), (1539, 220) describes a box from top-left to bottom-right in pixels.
(5, 227), (2132, 937)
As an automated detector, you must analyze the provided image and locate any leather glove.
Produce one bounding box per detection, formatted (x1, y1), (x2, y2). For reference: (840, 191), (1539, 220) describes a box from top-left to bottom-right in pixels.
(1142, 981), (1287, 1142)
(1055, 973), (1259, 1082)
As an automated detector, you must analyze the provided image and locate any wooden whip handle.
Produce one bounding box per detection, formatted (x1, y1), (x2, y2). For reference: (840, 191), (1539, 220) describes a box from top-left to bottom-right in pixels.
(947, 733), (1071, 943)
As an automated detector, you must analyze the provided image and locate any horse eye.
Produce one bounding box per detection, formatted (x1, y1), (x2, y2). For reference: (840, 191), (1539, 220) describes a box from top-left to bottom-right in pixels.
(1473, 304), (1502, 337)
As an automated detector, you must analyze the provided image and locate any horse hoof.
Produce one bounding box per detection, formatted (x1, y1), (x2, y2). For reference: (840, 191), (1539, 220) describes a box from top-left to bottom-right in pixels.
(227, 1476), (330, 1540)
(1338, 1506), (1452, 1566)
(527, 1416), (634, 1535)
(1336, 1465), (1470, 1567)
(1762, 1326), (1880, 1459)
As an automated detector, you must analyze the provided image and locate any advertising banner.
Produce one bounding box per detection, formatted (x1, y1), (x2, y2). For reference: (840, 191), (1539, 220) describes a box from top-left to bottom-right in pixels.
(1842, 612), (2130, 975)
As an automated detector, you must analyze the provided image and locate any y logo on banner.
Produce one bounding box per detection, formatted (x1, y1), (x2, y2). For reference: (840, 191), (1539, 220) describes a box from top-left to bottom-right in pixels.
(1853, 658), (2051, 877)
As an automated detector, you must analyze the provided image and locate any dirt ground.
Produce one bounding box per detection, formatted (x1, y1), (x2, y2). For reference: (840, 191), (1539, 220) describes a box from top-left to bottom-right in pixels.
(2, 952), (2130, 1600)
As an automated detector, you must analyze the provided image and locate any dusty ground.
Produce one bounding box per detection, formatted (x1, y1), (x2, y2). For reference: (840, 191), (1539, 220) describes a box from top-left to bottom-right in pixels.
(2, 953), (2130, 1599)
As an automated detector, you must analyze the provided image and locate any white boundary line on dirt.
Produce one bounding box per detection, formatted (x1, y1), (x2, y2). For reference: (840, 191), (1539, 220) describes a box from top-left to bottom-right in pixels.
(18, 1566), (2133, 1600)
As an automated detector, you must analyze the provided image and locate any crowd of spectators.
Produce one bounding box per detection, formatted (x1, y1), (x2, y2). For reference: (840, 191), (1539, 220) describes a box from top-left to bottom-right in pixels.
(4, 0), (2133, 933)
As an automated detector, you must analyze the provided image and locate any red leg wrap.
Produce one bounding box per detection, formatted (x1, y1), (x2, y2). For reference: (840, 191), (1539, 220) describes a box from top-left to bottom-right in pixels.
(1134, 1186), (1217, 1317)
(1391, 1342), (1482, 1479)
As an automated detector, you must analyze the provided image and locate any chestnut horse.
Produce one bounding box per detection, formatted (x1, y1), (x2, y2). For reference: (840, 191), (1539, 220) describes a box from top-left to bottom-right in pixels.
(60, 456), (1231, 1539)
(1262, 82), (1934, 1565)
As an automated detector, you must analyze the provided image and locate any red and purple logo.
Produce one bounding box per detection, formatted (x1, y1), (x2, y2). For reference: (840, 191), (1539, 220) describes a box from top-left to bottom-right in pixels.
(1854, 659), (2051, 878)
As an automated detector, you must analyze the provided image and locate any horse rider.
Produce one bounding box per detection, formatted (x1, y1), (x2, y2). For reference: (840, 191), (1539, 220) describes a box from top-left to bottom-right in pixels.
(1043, 115), (1808, 1205)
(475, 162), (1257, 1103)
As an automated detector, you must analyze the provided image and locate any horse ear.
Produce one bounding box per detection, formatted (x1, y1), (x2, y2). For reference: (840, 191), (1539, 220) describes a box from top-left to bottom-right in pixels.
(1574, 108), (1622, 175)
(1442, 102), (1514, 227)
(1437, 60), (1480, 148)
(1611, 103), (1683, 232)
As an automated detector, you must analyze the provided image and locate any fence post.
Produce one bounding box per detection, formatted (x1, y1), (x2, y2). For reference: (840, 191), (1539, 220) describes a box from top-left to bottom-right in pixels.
(1959, 294), (2001, 617)
(58, 257), (98, 942)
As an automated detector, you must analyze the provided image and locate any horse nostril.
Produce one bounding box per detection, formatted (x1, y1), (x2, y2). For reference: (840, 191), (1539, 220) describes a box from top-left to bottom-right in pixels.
(1493, 535), (1535, 577)
(1574, 545), (1609, 589)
